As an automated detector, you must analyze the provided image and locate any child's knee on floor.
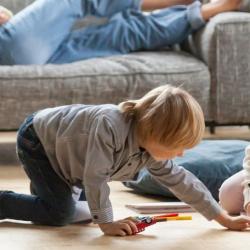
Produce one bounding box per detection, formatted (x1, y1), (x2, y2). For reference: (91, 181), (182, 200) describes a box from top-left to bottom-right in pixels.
(39, 204), (76, 227)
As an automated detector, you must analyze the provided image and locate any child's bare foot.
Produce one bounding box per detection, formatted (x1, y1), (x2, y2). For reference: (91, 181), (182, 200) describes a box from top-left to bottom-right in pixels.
(0, 6), (13, 25)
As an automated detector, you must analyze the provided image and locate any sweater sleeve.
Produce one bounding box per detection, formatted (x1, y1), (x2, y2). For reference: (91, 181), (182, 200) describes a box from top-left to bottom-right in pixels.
(243, 145), (250, 209)
(146, 159), (223, 220)
(84, 115), (117, 224)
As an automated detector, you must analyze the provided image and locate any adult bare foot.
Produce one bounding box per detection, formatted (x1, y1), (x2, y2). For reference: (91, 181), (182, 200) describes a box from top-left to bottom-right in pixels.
(0, 6), (13, 25)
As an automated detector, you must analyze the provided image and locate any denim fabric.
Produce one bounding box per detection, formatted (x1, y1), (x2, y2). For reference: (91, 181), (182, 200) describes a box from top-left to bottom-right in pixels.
(0, 0), (141, 65)
(0, 0), (205, 65)
(0, 114), (76, 226)
(49, 2), (205, 64)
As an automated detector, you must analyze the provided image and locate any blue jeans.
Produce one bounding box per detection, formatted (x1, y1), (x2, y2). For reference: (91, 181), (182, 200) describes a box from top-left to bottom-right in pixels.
(0, 114), (76, 226)
(0, 0), (205, 65)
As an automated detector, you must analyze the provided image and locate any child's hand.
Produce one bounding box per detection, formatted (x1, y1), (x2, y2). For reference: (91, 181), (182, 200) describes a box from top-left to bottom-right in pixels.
(215, 211), (250, 231)
(99, 217), (139, 236)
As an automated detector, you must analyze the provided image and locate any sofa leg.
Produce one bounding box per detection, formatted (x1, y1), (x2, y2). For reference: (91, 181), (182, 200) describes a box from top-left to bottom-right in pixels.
(209, 125), (216, 134)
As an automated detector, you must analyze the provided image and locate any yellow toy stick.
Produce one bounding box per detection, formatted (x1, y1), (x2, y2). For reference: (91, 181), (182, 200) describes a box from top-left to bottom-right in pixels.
(155, 215), (192, 222)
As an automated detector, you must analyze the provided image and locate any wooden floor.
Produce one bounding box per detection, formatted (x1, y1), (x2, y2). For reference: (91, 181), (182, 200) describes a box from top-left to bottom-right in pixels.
(0, 125), (249, 142)
(0, 127), (250, 250)
(204, 126), (250, 140)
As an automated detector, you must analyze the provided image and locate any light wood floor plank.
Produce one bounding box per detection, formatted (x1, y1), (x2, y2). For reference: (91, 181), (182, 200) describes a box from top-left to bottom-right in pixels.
(0, 128), (250, 250)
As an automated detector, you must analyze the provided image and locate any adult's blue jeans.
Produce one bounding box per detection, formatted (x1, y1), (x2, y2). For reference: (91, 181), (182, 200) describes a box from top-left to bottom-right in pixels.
(0, 0), (205, 65)
(0, 114), (76, 226)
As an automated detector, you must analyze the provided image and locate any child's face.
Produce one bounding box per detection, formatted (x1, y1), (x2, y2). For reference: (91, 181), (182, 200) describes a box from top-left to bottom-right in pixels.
(143, 140), (185, 162)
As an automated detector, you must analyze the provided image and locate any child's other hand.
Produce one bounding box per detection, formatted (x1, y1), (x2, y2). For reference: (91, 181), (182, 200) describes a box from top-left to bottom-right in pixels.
(215, 211), (250, 231)
(99, 217), (139, 236)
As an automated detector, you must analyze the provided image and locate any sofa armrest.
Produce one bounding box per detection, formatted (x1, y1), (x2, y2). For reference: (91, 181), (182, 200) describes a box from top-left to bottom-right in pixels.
(183, 12), (250, 124)
(1, 0), (35, 14)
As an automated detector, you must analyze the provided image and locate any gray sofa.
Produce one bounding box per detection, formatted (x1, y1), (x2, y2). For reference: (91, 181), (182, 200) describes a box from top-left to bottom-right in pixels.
(1, 0), (250, 132)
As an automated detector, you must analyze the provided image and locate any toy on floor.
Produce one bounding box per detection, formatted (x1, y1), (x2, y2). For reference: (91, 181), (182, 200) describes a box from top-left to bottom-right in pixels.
(131, 213), (192, 234)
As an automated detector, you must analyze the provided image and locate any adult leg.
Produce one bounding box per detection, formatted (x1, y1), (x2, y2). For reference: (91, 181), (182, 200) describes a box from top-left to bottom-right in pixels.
(0, 0), (142, 65)
(49, 1), (205, 63)
(0, 0), (85, 65)
(219, 170), (245, 215)
(49, 0), (244, 64)
(0, 115), (75, 226)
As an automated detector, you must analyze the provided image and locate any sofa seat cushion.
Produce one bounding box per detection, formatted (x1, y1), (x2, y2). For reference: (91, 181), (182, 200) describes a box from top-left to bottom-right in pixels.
(0, 50), (210, 129)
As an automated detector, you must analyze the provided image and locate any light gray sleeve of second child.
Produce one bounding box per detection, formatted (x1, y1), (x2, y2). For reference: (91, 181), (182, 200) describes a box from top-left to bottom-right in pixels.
(146, 159), (223, 220)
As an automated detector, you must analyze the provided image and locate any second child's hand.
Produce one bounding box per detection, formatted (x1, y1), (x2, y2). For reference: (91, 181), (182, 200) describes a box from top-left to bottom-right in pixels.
(215, 211), (250, 231)
(99, 217), (139, 236)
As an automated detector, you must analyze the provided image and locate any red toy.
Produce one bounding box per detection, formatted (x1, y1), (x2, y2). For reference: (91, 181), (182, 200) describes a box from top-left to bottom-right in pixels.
(132, 213), (179, 234)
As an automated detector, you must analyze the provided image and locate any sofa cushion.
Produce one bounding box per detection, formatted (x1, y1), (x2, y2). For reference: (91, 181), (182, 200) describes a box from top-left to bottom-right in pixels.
(0, 51), (210, 130)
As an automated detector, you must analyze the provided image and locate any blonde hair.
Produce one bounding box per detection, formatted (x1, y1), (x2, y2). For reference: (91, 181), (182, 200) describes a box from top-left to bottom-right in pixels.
(118, 85), (205, 149)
